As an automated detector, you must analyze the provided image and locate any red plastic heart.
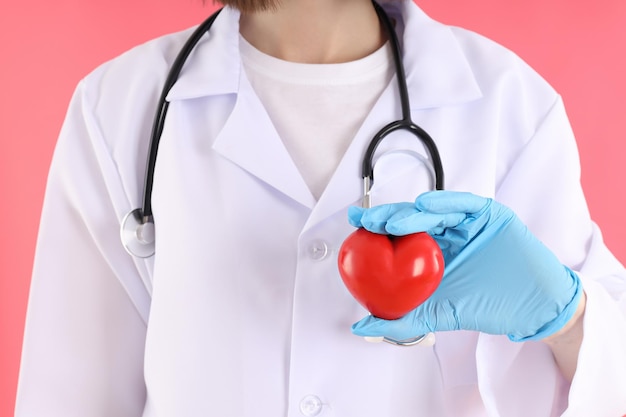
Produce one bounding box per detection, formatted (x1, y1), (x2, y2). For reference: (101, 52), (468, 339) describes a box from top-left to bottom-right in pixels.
(338, 228), (444, 320)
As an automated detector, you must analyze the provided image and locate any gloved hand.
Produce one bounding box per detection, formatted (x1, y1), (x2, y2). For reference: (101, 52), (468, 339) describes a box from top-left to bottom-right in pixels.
(348, 191), (583, 342)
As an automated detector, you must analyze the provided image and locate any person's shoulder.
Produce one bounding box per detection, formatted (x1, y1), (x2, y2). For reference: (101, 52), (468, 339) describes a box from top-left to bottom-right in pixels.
(448, 26), (534, 73)
(80, 26), (198, 99)
(448, 25), (556, 100)
(399, 0), (557, 107)
(73, 26), (200, 141)
(67, 26), (201, 160)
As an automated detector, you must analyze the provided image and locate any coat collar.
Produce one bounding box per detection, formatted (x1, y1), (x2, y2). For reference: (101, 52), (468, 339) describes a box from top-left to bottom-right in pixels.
(165, 1), (483, 227)
(391, 0), (482, 109)
(166, 6), (242, 100)
(166, 1), (482, 107)
(211, 73), (318, 209)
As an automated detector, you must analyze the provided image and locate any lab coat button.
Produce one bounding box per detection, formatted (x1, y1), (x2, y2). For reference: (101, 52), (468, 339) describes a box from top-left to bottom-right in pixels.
(308, 240), (329, 261)
(299, 394), (323, 416)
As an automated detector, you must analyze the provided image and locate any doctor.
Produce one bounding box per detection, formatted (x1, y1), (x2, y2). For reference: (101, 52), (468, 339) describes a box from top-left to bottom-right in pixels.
(16, 0), (626, 415)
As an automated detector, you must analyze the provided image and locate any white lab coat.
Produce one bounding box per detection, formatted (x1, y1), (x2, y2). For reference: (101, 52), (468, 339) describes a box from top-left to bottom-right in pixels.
(16, 1), (626, 416)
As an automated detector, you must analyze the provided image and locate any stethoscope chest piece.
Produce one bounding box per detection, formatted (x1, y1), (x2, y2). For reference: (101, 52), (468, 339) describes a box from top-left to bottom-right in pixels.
(121, 209), (156, 258)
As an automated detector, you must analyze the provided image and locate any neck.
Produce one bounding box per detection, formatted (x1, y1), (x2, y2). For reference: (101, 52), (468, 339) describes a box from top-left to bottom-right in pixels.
(239, 0), (386, 64)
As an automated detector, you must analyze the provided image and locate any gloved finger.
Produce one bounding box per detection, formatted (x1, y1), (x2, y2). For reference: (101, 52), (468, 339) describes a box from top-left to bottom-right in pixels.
(385, 211), (468, 236)
(415, 191), (489, 215)
(348, 206), (366, 228)
(351, 314), (432, 341)
(348, 202), (416, 234)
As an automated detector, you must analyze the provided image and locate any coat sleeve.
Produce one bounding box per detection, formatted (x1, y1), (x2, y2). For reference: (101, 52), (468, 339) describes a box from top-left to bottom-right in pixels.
(15, 79), (152, 417)
(483, 95), (626, 416)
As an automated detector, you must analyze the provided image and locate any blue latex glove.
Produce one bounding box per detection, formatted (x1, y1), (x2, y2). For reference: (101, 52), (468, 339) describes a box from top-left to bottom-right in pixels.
(348, 191), (583, 342)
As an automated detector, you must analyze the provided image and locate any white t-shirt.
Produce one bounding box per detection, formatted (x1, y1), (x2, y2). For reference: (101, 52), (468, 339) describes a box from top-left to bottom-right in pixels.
(240, 35), (394, 200)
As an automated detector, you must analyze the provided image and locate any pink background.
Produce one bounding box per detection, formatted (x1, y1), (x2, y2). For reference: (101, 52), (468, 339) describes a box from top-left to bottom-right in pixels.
(1, 1), (624, 415)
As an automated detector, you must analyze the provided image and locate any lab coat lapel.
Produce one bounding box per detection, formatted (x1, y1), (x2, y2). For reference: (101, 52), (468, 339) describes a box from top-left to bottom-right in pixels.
(165, 7), (315, 208)
(212, 76), (316, 209)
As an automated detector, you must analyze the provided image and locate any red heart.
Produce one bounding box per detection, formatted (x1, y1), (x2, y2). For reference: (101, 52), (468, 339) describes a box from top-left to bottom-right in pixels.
(338, 228), (444, 320)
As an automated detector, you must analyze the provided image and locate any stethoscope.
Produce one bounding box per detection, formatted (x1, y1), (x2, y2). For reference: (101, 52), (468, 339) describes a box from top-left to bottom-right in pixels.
(120, 1), (444, 347)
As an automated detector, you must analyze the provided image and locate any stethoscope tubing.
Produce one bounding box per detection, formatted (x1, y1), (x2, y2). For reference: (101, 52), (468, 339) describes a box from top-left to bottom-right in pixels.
(365, 2), (444, 192)
(122, 1), (443, 348)
(362, 119), (444, 191)
(141, 9), (224, 223)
